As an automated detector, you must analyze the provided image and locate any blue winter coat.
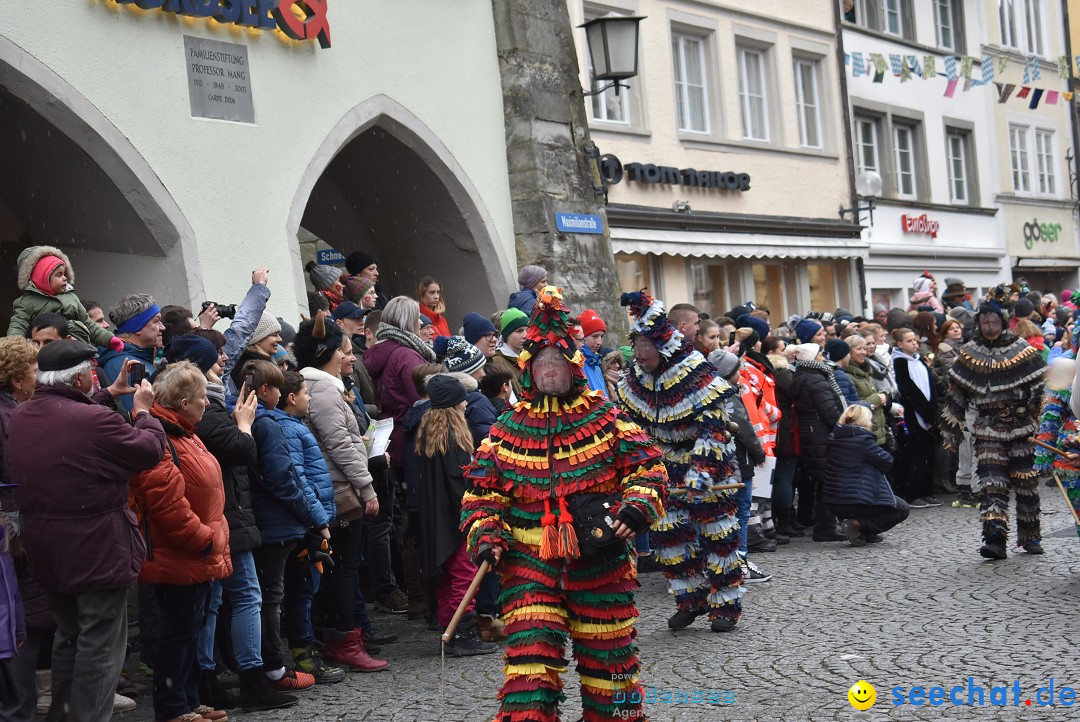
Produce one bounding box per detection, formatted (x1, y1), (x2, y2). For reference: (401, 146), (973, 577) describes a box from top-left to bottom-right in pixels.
(97, 342), (156, 413)
(832, 365), (860, 405)
(508, 289), (537, 315)
(822, 424), (896, 507)
(250, 408), (319, 544)
(581, 346), (607, 397)
(275, 410), (335, 529)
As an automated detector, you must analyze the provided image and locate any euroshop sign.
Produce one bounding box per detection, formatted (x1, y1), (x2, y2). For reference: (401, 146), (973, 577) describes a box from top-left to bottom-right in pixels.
(901, 213), (940, 239)
(113, 0), (331, 49)
(599, 154), (751, 192)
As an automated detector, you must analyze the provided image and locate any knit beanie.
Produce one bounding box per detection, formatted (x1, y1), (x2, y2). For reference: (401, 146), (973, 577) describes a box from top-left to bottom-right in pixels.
(707, 349), (741, 379)
(29, 255), (65, 295)
(250, 312), (282, 346)
(912, 276), (933, 294)
(277, 318), (296, 346)
(517, 265), (547, 290)
(309, 264), (341, 292)
(462, 312), (496, 344)
(792, 343), (820, 363)
(345, 251), (377, 275)
(343, 274), (376, 304)
(500, 307), (529, 336)
(434, 335), (485, 376)
(1014, 298), (1034, 318)
(824, 338), (850, 362)
(577, 308), (606, 338)
(621, 290), (683, 361)
(428, 374), (467, 409)
(735, 314), (770, 342)
(792, 316), (823, 343)
(518, 286), (587, 398)
(165, 334), (218, 373)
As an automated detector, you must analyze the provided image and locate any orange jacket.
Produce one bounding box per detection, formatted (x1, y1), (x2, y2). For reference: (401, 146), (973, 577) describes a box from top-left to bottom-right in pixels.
(131, 404), (232, 585)
(741, 357), (780, 455)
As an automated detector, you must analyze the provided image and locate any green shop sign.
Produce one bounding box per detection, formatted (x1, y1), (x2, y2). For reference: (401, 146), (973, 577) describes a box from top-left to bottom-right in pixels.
(1023, 218), (1063, 250)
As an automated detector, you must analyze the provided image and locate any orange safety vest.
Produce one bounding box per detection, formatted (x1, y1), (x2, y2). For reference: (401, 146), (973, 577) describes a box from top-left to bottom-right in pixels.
(741, 358), (780, 456)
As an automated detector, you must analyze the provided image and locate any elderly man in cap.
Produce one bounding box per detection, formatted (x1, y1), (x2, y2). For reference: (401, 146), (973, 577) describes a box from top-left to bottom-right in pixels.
(97, 293), (164, 413)
(9, 340), (165, 722)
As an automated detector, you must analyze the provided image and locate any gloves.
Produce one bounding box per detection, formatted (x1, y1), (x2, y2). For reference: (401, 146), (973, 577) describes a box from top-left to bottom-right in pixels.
(616, 504), (649, 534)
(108, 336), (125, 353)
(297, 529), (334, 573)
(476, 544), (500, 568)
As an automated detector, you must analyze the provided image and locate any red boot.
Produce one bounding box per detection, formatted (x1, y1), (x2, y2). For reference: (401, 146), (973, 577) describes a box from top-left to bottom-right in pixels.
(323, 630), (389, 673)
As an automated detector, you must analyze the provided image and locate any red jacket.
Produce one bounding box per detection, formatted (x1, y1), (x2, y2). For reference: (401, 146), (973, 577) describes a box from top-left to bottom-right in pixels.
(131, 405), (232, 585)
(420, 305), (451, 338)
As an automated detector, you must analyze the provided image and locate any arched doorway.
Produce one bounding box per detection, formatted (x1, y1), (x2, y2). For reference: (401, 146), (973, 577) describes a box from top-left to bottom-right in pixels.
(0, 37), (198, 322)
(287, 95), (512, 329)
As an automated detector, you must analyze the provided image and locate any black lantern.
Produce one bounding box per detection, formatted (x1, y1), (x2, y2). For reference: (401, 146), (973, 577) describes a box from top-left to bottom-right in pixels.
(579, 14), (645, 96)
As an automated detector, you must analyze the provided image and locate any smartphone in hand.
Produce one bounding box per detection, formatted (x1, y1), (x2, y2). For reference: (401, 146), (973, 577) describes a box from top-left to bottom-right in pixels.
(128, 363), (145, 387)
(244, 371), (256, 393)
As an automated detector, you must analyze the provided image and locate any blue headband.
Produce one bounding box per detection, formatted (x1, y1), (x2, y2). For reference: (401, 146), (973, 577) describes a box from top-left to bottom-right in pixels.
(116, 304), (161, 335)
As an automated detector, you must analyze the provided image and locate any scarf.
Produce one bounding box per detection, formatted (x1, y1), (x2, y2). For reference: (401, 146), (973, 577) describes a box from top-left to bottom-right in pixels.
(206, 381), (227, 407)
(892, 347), (931, 429)
(797, 359), (846, 410)
(376, 324), (437, 362)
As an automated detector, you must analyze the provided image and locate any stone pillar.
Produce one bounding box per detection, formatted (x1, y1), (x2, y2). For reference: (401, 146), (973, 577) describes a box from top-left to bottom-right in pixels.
(491, 0), (628, 337)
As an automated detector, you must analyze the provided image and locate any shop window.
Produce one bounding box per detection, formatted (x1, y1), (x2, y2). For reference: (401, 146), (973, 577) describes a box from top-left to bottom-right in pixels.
(935, 0), (965, 53)
(616, 253), (654, 295)
(793, 57), (822, 149)
(752, 263), (785, 320)
(808, 263), (838, 314)
(737, 47), (770, 142)
(689, 261), (727, 319)
(672, 32), (709, 134)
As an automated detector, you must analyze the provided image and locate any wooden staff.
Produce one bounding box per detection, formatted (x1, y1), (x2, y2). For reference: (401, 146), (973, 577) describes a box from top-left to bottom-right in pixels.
(440, 560), (491, 644)
(1028, 438), (1080, 526)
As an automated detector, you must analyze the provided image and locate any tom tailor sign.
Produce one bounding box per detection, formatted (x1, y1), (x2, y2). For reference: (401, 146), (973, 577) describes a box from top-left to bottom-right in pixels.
(600, 154), (751, 192)
(184, 36), (255, 123)
(114, 0), (331, 49)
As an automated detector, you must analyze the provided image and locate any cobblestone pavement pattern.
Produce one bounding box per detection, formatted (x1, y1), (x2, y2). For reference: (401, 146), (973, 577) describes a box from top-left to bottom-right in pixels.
(121, 494), (1080, 721)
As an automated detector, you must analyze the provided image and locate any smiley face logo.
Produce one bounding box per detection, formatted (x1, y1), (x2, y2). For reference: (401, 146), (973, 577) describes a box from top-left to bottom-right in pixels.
(848, 680), (876, 710)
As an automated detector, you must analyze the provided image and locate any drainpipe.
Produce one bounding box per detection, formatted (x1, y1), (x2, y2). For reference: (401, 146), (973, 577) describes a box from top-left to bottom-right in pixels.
(834, 2), (866, 312)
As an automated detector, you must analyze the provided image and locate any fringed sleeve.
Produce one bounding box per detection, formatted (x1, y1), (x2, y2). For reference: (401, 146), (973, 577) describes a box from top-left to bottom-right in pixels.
(460, 437), (513, 564)
(1036, 386), (1069, 472)
(682, 404), (738, 492)
(940, 372), (969, 453)
(612, 415), (667, 525)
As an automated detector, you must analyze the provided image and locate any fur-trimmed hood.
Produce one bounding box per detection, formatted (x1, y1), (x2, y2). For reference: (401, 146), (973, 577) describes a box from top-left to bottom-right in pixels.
(429, 371), (479, 393)
(17, 245), (74, 291)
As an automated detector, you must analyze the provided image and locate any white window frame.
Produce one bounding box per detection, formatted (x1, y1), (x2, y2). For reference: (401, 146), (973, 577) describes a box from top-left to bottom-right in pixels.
(883, 0), (904, 37)
(793, 57), (823, 149)
(671, 32), (709, 134)
(855, 117), (880, 176)
(946, 130), (969, 204)
(1024, 0), (1045, 56)
(738, 47), (770, 142)
(583, 9), (631, 125)
(1035, 129), (1056, 196)
(1009, 123), (1031, 193)
(935, 0), (963, 51)
(1000, 0), (1019, 48)
(893, 124), (917, 199)
(999, 0), (1046, 55)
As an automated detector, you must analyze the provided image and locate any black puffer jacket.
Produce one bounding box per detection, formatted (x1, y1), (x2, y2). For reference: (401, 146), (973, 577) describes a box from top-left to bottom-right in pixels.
(822, 424), (895, 507)
(769, 357), (796, 457)
(194, 394), (262, 553)
(790, 363), (844, 474)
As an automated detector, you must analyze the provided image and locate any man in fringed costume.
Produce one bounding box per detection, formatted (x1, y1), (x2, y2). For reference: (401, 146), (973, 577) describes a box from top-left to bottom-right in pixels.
(1034, 321), (1080, 543)
(942, 292), (1047, 560)
(460, 286), (668, 722)
(616, 291), (744, 632)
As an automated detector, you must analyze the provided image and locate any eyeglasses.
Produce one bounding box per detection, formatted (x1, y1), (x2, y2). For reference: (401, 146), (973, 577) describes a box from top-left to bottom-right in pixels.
(483, 332), (499, 341)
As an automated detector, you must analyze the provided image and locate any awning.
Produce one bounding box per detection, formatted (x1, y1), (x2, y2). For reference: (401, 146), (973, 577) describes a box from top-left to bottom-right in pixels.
(1013, 257), (1080, 269)
(609, 227), (869, 260)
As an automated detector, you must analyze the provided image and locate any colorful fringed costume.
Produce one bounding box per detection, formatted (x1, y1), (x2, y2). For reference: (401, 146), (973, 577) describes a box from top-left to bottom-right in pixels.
(1034, 329), (1080, 542)
(941, 298), (1047, 550)
(616, 291), (744, 626)
(460, 287), (668, 722)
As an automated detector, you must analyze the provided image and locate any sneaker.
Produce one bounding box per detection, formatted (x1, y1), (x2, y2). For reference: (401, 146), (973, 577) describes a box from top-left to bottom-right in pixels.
(1021, 540), (1045, 555)
(741, 560), (772, 583)
(923, 496), (944, 507)
(667, 608), (704, 630)
(268, 668), (316, 691)
(292, 646), (346, 684)
(375, 588), (409, 614)
(979, 542), (1008, 560)
(909, 498), (931, 509)
(843, 519), (866, 547)
(445, 616), (501, 657)
(112, 693), (136, 713)
(710, 617), (737, 632)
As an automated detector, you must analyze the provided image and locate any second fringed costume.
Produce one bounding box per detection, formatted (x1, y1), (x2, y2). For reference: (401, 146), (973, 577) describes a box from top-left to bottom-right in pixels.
(1035, 322), (1080, 543)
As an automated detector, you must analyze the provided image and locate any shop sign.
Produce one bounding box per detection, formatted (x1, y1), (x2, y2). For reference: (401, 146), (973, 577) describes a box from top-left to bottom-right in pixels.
(901, 214), (940, 239)
(555, 212), (604, 235)
(1023, 218), (1063, 249)
(599, 154), (750, 192)
(184, 36), (255, 123)
(114, 0), (331, 49)
(316, 248), (346, 265)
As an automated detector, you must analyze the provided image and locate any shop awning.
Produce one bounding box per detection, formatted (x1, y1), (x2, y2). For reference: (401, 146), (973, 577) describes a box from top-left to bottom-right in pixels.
(609, 227), (870, 260)
(1013, 257), (1080, 269)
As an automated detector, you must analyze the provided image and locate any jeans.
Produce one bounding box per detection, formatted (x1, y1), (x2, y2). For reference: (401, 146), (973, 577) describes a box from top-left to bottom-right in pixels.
(283, 541), (321, 648)
(831, 498), (911, 536)
(735, 472), (752, 556)
(153, 583), (211, 721)
(252, 541), (295, 671)
(772, 455), (798, 511)
(317, 522), (362, 633)
(0, 626), (50, 722)
(45, 587), (129, 722)
(362, 472), (399, 599)
(197, 549), (263, 672)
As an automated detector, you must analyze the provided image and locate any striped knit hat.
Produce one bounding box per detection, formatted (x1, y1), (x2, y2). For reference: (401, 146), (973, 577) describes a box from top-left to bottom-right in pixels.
(620, 290), (683, 360)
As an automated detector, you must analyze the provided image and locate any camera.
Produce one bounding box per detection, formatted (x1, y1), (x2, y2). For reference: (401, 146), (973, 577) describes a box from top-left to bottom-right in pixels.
(201, 301), (237, 319)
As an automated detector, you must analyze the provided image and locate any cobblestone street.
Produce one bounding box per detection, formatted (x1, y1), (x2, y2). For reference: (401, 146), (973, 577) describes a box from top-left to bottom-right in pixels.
(122, 493), (1080, 722)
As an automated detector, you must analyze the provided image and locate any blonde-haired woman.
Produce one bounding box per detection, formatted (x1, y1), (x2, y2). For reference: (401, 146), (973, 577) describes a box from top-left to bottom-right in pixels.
(414, 375), (499, 657)
(822, 403), (910, 547)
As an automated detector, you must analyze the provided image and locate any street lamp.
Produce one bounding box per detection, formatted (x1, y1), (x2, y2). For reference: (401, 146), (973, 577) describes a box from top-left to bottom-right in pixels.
(839, 170), (883, 226)
(579, 14), (645, 96)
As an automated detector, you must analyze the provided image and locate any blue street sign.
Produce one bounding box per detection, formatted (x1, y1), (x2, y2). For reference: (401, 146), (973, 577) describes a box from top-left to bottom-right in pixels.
(317, 249), (346, 265)
(555, 212), (604, 235)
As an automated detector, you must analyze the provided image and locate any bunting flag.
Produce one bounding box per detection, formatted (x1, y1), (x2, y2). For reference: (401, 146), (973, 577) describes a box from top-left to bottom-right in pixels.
(1060, 56), (1071, 79)
(944, 78), (959, 98)
(995, 82), (1017, 103)
(1029, 88), (1044, 109)
(852, 52), (866, 77)
(999, 56), (1009, 76)
(900, 57), (913, 83)
(923, 55), (937, 78)
(1066, 92), (1075, 102)
(944, 55), (958, 81)
(1017, 86), (1032, 99)
(888, 54), (903, 76)
(961, 56), (974, 80)
(844, 52), (851, 66)
(1031, 55), (1041, 81)
(870, 53), (887, 83)
(978, 55), (994, 86)
(1023, 57), (1031, 84)
(1047, 90), (1060, 105)
(906, 55), (922, 77)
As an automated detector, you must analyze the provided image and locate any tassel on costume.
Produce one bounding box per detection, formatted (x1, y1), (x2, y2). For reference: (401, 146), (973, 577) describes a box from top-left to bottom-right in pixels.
(556, 496), (579, 560)
(539, 498), (559, 560)
(538, 497), (580, 560)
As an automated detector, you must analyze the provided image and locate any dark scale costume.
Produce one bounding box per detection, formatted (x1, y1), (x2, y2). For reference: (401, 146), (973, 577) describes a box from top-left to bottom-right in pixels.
(459, 287), (668, 722)
(616, 291), (744, 626)
(941, 296), (1047, 553)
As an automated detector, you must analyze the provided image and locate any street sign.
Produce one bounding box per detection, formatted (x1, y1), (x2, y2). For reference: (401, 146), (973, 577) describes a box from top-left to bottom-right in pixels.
(317, 249), (346, 265)
(555, 212), (604, 235)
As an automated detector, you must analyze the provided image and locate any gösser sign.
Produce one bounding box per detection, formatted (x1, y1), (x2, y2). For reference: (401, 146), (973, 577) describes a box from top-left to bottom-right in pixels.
(113, 0), (332, 49)
(1023, 219), (1063, 250)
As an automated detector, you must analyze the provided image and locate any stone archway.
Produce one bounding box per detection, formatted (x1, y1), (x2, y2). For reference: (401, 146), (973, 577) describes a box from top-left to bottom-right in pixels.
(0, 36), (199, 318)
(286, 95), (512, 329)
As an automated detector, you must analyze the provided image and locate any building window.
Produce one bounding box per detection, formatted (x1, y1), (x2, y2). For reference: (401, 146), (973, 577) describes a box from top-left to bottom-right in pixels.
(738, 47), (769, 141)
(672, 33), (709, 133)
(1009, 124), (1031, 192)
(1000, 0), (1045, 55)
(1024, 0), (1045, 56)
(854, 116), (880, 175)
(893, 124), (917, 199)
(616, 254), (654, 295)
(945, 129), (971, 204)
(689, 261), (728, 318)
(793, 58), (822, 149)
(936, 0), (964, 52)
(1000, 0), (1019, 48)
(808, 263), (838, 315)
(884, 0), (903, 35)
(583, 9), (630, 124)
(1036, 129), (1056, 195)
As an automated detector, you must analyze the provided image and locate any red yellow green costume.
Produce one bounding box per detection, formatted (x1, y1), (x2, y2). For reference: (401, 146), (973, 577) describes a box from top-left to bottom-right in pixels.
(460, 287), (668, 722)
